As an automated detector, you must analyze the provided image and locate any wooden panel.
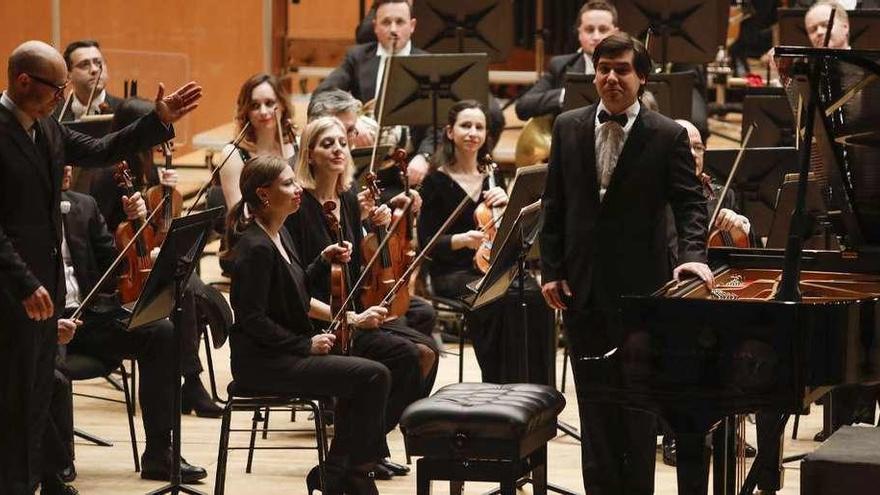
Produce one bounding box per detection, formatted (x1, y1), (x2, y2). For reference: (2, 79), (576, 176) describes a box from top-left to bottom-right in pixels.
(55, 0), (265, 146)
(0, 0), (53, 89)
(288, 0), (361, 40)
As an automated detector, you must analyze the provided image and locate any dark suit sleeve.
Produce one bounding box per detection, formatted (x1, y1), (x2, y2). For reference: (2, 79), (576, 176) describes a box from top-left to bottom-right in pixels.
(0, 225), (41, 299)
(60, 111), (173, 168)
(315, 47), (357, 95)
(539, 116), (567, 282)
(236, 241), (312, 356)
(515, 59), (565, 121)
(667, 128), (708, 265)
(85, 196), (117, 276)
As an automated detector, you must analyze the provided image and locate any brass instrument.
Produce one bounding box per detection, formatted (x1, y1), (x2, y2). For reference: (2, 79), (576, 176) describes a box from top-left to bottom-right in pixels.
(514, 115), (552, 167)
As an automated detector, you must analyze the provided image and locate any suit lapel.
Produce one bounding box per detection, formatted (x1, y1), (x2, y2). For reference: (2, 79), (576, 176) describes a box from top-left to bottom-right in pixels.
(361, 44), (380, 101)
(579, 106), (600, 207)
(0, 106), (52, 192)
(603, 108), (649, 207)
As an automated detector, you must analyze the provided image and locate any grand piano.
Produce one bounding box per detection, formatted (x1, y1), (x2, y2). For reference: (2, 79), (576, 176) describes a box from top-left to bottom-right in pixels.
(580, 47), (880, 495)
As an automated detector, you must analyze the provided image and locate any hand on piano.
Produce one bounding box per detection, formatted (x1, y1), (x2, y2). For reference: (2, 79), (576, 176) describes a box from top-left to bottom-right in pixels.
(541, 280), (573, 310)
(673, 262), (715, 289)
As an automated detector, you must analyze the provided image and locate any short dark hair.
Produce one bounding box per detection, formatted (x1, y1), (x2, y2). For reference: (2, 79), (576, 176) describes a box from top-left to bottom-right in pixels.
(592, 32), (653, 81)
(374, 0), (413, 18)
(308, 89), (362, 121)
(577, 0), (618, 27)
(63, 40), (100, 70)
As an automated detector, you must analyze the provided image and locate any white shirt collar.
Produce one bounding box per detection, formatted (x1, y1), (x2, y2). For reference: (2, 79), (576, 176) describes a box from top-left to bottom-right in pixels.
(71, 89), (107, 119)
(1, 91), (36, 134)
(583, 53), (595, 75)
(376, 40), (412, 58)
(595, 99), (640, 133)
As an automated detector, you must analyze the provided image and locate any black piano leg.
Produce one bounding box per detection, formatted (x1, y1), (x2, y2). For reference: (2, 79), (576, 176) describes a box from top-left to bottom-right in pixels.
(675, 432), (711, 495)
(712, 417), (736, 495)
(740, 414), (789, 495)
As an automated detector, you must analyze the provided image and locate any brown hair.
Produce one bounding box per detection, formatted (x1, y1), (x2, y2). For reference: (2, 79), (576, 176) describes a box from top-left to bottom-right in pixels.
(430, 100), (493, 173)
(293, 116), (355, 194)
(220, 155), (290, 259)
(577, 0), (618, 27)
(234, 73), (294, 151)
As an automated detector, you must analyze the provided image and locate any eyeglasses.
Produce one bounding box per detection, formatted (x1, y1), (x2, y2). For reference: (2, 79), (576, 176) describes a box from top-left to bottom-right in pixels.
(26, 73), (69, 97)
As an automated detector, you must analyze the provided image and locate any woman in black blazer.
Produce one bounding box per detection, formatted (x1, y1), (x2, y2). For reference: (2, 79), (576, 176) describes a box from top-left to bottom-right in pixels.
(223, 154), (389, 495)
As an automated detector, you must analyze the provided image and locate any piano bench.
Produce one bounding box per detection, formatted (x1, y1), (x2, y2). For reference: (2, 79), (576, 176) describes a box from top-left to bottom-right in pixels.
(400, 382), (565, 495)
(802, 425), (880, 495)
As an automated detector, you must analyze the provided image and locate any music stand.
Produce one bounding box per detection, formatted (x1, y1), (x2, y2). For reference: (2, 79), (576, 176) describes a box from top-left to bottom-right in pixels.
(138, 207), (223, 495)
(63, 114), (114, 139)
(742, 94), (796, 148)
(491, 163), (547, 263)
(704, 147), (798, 240)
(412, 0), (514, 63)
(562, 72), (694, 120)
(381, 53), (489, 152)
(616, 0), (728, 65)
(766, 173), (839, 250)
(778, 8), (880, 49)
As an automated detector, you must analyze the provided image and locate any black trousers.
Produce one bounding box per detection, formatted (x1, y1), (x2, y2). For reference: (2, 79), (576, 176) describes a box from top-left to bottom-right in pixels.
(232, 353), (390, 466)
(0, 309), (58, 494)
(63, 308), (176, 451)
(563, 308), (657, 495)
(433, 269), (553, 385)
(384, 301), (440, 397)
(42, 370), (74, 479)
(402, 296), (436, 339)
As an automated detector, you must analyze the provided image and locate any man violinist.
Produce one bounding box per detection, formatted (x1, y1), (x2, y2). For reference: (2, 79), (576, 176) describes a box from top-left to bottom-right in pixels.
(0, 40), (201, 493)
(53, 40), (122, 122)
(539, 33), (714, 495)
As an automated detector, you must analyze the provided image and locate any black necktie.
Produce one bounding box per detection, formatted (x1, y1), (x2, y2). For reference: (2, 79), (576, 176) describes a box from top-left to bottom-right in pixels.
(598, 110), (627, 127)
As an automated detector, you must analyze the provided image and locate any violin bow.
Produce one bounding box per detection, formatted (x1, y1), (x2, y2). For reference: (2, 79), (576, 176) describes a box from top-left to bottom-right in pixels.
(708, 123), (756, 229)
(184, 121), (252, 215)
(81, 62), (104, 119)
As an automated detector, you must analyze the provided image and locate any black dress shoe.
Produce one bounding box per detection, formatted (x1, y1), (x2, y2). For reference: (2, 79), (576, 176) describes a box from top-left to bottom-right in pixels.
(743, 440), (757, 458)
(59, 464), (76, 483)
(182, 375), (224, 418)
(370, 462), (394, 480)
(140, 450), (208, 483)
(40, 475), (78, 495)
(379, 458), (410, 476)
(814, 429), (829, 442)
(662, 436), (677, 467)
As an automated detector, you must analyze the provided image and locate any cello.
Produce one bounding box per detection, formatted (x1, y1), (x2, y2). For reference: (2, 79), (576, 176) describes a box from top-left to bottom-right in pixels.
(113, 162), (159, 304)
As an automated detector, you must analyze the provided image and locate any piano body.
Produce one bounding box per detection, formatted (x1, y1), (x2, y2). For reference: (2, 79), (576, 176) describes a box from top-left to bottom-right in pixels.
(579, 47), (880, 495)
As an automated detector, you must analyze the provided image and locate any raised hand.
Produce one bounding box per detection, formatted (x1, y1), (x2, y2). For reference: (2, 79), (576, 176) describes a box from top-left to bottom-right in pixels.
(155, 81), (202, 125)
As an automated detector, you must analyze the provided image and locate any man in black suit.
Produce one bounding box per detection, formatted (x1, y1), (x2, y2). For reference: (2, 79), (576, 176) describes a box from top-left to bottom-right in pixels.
(515, 0), (619, 121)
(53, 40), (123, 122)
(0, 40), (201, 494)
(540, 33), (714, 495)
(55, 165), (207, 485)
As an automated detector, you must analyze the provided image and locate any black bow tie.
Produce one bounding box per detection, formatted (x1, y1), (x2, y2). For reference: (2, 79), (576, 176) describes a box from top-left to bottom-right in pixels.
(598, 110), (627, 127)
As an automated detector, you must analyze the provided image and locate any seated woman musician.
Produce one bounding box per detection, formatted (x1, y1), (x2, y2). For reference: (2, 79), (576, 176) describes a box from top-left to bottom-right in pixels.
(418, 100), (553, 385)
(223, 154), (389, 495)
(284, 116), (438, 479)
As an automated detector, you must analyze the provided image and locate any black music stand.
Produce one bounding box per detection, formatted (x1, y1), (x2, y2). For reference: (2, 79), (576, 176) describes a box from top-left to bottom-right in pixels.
(138, 207), (223, 495)
(742, 94), (796, 148)
(381, 53), (489, 152)
(562, 72), (694, 119)
(412, 0), (513, 63)
(778, 8), (880, 49)
(491, 163), (547, 263)
(704, 147), (798, 241)
(63, 114), (114, 138)
(616, 0), (728, 65)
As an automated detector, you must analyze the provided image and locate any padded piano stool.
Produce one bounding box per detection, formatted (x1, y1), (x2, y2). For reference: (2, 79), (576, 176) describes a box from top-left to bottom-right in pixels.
(801, 426), (880, 495)
(399, 383), (565, 495)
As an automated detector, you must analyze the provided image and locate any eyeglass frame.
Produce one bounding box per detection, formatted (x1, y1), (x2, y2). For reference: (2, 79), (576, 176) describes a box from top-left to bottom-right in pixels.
(26, 73), (69, 97)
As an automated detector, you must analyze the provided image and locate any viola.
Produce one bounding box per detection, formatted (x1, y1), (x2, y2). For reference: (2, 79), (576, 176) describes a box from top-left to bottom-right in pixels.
(473, 154), (504, 273)
(360, 149), (413, 317)
(706, 124), (755, 249)
(113, 162), (159, 304)
(323, 201), (352, 355)
(144, 141), (183, 244)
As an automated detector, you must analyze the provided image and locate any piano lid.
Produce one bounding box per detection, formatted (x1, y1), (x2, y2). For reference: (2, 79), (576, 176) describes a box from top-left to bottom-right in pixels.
(774, 47), (880, 249)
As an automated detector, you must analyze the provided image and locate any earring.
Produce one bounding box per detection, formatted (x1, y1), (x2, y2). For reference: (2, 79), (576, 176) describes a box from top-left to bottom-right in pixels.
(262, 198), (269, 207)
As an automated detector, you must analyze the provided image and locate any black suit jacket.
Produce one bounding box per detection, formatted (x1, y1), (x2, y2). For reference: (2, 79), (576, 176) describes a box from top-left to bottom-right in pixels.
(229, 223), (328, 371)
(52, 92), (124, 123)
(539, 104), (708, 311)
(515, 51), (586, 121)
(0, 104), (172, 312)
(60, 190), (116, 297)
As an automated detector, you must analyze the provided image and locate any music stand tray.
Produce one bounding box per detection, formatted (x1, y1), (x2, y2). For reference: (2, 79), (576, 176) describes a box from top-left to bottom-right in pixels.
(63, 115), (115, 139)
(563, 72), (694, 119)
(412, 0), (513, 63)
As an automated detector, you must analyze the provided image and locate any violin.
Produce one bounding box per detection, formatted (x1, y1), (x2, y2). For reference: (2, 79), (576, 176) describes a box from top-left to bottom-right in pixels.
(323, 201), (352, 355)
(144, 142), (183, 244)
(473, 154), (504, 273)
(360, 149), (413, 317)
(113, 162), (159, 304)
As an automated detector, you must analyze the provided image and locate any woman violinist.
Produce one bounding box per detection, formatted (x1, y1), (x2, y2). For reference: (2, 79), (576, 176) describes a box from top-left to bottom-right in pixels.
(223, 155), (388, 495)
(418, 100), (553, 385)
(285, 116), (437, 479)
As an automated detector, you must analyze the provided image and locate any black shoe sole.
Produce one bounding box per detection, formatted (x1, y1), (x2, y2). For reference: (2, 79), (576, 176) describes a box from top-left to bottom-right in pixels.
(140, 469), (208, 484)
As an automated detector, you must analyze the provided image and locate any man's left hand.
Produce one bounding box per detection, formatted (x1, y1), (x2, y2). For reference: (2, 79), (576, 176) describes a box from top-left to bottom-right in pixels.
(715, 208), (749, 237)
(673, 262), (715, 288)
(57, 318), (82, 345)
(155, 81), (203, 125)
(408, 154), (430, 186)
(122, 192), (147, 221)
(158, 167), (179, 187)
(390, 190), (421, 216)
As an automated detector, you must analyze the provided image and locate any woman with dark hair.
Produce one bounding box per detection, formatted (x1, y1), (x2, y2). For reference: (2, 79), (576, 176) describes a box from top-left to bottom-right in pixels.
(224, 154), (389, 495)
(418, 100), (553, 385)
(286, 116), (438, 479)
(219, 73), (296, 211)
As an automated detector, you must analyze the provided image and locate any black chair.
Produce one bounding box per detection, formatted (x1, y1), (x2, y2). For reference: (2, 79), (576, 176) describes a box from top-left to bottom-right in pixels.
(60, 353), (140, 472)
(213, 382), (330, 495)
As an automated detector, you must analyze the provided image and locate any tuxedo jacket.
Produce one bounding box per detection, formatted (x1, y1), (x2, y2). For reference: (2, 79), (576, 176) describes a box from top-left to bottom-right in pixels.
(60, 190), (117, 297)
(515, 51), (586, 121)
(0, 105), (172, 312)
(52, 92), (124, 123)
(539, 104), (708, 311)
